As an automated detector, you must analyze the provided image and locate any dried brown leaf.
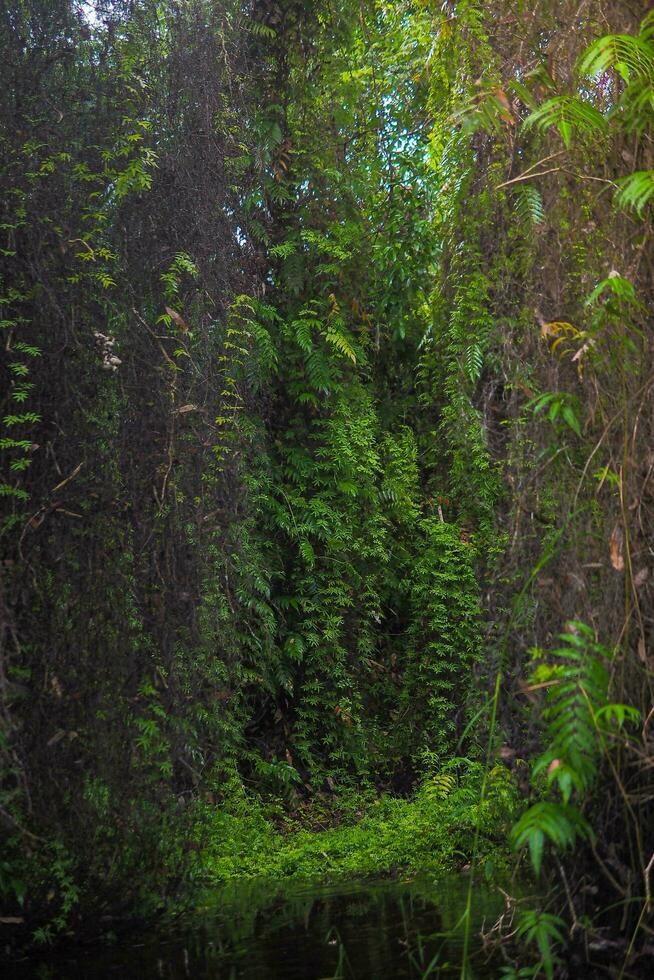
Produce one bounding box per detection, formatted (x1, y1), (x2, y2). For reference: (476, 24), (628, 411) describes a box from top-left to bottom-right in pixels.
(610, 525), (625, 571)
(165, 307), (189, 332)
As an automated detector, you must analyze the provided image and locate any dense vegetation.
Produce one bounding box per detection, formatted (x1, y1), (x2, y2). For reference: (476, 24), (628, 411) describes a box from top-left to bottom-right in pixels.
(2, 1), (654, 975)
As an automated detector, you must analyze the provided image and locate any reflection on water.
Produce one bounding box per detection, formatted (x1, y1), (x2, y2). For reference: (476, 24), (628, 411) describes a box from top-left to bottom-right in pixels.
(7, 876), (506, 979)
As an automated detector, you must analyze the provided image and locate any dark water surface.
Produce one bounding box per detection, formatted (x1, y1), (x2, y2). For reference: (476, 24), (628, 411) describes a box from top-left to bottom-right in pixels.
(7, 876), (507, 979)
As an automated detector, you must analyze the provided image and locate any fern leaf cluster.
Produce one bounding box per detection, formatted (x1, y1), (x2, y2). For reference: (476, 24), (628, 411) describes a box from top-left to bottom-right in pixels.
(514, 184), (544, 226)
(512, 623), (640, 876)
(615, 169), (654, 214)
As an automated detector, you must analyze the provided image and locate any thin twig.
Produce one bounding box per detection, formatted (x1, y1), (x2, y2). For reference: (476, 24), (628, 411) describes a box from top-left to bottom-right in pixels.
(496, 150), (566, 190)
(496, 167), (561, 189)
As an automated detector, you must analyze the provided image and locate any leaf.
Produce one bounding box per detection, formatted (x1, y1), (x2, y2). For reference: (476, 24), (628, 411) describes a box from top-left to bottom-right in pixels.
(463, 344), (483, 382)
(609, 524), (625, 571)
(523, 96), (607, 147)
(426, 773), (456, 800)
(516, 910), (566, 980)
(165, 307), (190, 332)
(299, 539), (315, 568)
(615, 170), (654, 215)
(509, 79), (538, 110)
(293, 316), (316, 352)
(50, 461), (83, 494)
(514, 184), (544, 225)
(578, 33), (654, 82)
(512, 802), (591, 876)
(561, 405), (581, 437)
(325, 330), (357, 363)
(596, 703), (641, 728)
(586, 272), (638, 306)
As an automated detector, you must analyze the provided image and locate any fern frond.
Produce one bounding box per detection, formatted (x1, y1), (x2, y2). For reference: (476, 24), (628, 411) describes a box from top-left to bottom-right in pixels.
(269, 240), (297, 259)
(425, 773), (456, 800)
(293, 316), (316, 352)
(514, 183), (544, 225)
(283, 251), (304, 296)
(522, 96), (607, 148)
(615, 169), (654, 214)
(619, 78), (654, 134)
(248, 20), (277, 39)
(512, 622), (640, 877)
(516, 909), (566, 980)
(463, 343), (483, 382)
(578, 33), (654, 82)
(511, 802), (591, 876)
(299, 539), (315, 568)
(325, 329), (357, 363)
(529, 623), (610, 800)
(304, 349), (333, 393)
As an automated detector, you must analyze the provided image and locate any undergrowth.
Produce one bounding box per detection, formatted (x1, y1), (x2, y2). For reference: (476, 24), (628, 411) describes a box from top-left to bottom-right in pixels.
(196, 760), (521, 886)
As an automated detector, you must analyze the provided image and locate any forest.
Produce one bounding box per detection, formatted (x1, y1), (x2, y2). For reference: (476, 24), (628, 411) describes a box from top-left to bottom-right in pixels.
(1, 1), (654, 977)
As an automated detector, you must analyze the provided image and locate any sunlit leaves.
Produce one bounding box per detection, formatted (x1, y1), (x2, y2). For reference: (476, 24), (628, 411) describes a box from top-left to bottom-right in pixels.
(578, 32), (654, 83)
(425, 773), (456, 800)
(325, 329), (356, 363)
(2, 412), (41, 427)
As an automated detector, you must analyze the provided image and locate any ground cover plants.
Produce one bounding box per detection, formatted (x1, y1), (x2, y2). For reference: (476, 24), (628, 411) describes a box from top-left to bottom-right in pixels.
(2, 2), (654, 976)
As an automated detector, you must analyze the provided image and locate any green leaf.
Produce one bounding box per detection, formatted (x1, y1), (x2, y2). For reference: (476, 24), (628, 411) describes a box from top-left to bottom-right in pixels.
(514, 184), (544, 225)
(523, 96), (607, 146)
(561, 405), (581, 436)
(463, 344), (483, 382)
(615, 170), (654, 215)
(578, 33), (654, 82)
(299, 539), (315, 568)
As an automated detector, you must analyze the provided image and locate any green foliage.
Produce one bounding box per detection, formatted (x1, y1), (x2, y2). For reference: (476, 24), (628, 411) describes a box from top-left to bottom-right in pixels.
(514, 185), (544, 226)
(6, 2), (650, 964)
(526, 392), (582, 438)
(160, 251), (199, 301)
(200, 761), (518, 884)
(615, 169), (654, 214)
(403, 520), (482, 761)
(522, 96), (607, 148)
(512, 910), (566, 980)
(512, 802), (591, 878)
(512, 623), (640, 876)
(579, 30), (654, 82)
(464, 343), (484, 383)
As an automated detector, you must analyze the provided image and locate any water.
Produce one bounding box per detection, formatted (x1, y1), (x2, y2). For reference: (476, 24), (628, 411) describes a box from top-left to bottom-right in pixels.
(7, 876), (507, 979)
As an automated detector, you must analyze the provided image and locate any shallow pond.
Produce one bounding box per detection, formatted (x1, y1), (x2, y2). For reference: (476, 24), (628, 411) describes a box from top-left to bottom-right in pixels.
(7, 875), (508, 979)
